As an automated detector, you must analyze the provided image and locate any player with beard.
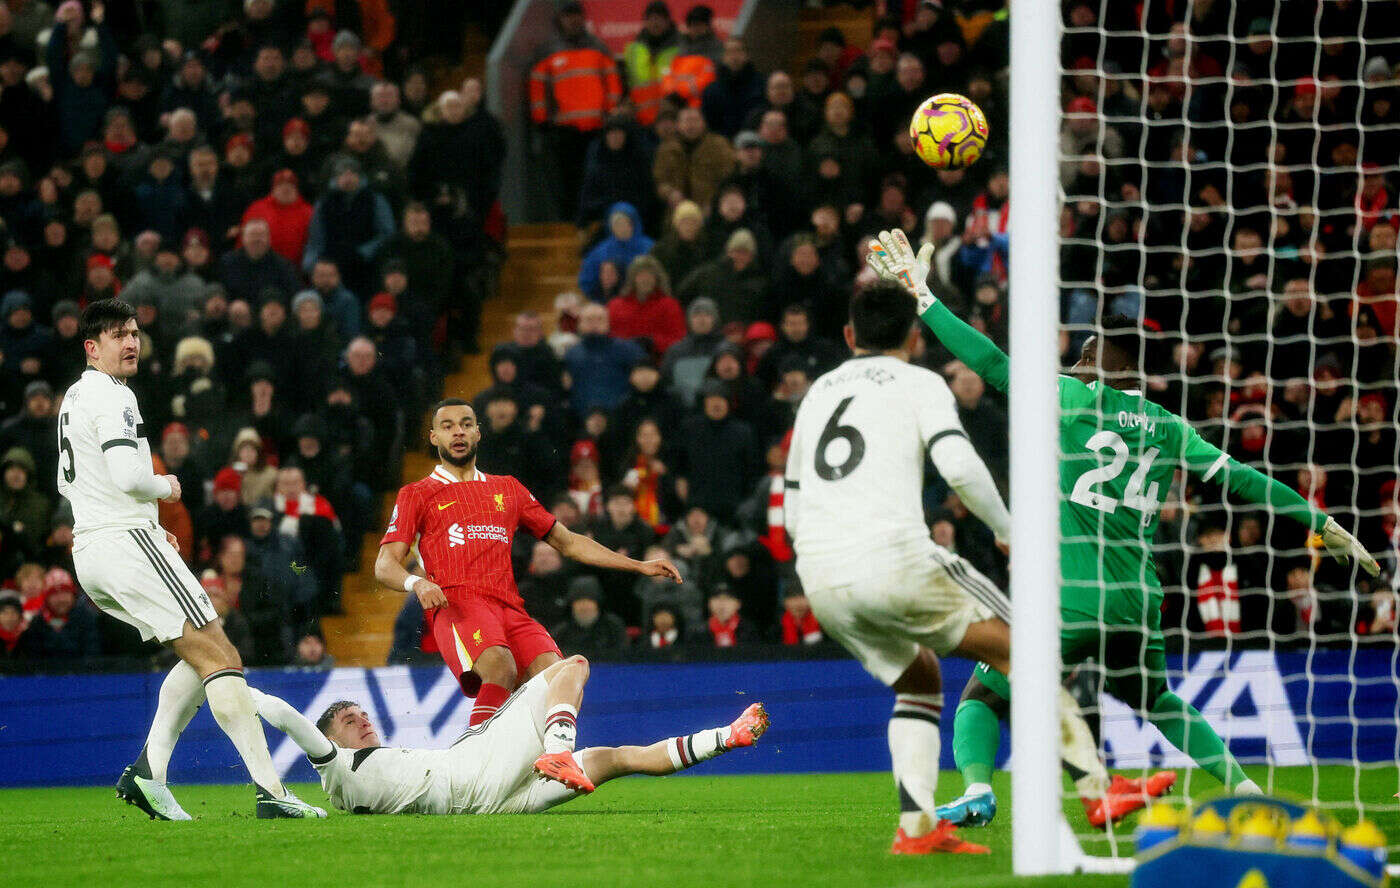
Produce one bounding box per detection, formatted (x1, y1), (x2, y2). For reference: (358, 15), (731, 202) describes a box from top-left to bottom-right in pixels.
(376, 399), (682, 726)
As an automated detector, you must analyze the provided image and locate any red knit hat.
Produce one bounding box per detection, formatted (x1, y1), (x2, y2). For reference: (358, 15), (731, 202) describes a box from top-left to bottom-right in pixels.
(570, 439), (599, 464)
(283, 117), (311, 139)
(86, 252), (114, 271)
(272, 168), (298, 188)
(43, 567), (75, 595)
(368, 292), (397, 315)
(213, 467), (242, 493)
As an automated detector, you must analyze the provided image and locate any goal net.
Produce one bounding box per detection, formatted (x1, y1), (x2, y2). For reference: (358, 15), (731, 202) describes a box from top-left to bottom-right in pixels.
(1012, 0), (1400, 871)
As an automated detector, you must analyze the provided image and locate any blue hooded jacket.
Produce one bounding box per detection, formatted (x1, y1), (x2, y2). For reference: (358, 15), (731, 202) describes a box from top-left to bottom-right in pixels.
(577, 202), (653, 301)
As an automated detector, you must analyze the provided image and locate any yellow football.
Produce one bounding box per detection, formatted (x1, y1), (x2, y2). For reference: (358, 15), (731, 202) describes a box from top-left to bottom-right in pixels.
(909, 93), (989, 170)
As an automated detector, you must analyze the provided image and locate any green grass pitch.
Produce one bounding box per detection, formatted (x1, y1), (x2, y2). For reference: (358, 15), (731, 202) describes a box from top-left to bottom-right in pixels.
(6, 767), (1395, 887)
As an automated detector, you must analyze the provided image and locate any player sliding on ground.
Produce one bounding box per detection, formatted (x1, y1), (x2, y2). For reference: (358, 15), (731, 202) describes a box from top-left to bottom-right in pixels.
(375, 398), (681, 728)
(784, 282), (1107, 855)
(246, 655), (768, 815)
(867, 228), (1380, 829)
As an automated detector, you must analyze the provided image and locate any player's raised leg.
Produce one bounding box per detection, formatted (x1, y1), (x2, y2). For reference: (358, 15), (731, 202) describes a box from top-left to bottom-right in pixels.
(171, 620), (326, 818)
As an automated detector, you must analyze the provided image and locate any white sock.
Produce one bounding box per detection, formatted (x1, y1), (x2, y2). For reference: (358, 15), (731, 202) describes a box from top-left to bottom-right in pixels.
(543, 704), (579, 755)
(139, 661), (205, 783)
(662, 727), (728, 771)
(1234, 778), (1263, 795)
(890, 693), (943, 836)
(203, 668), (285, 797)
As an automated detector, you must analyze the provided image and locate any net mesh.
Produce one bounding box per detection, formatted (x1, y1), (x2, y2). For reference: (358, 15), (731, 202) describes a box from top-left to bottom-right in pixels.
(1056, 0), (1400, 854)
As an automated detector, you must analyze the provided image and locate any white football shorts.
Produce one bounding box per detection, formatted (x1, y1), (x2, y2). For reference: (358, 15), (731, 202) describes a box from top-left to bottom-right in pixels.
(798, 542), (1009, 686)
(73, 526), (215, 643)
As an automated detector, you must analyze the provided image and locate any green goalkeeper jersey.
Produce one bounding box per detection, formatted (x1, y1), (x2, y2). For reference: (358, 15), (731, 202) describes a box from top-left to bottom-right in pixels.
(919, 300), (1328, 627)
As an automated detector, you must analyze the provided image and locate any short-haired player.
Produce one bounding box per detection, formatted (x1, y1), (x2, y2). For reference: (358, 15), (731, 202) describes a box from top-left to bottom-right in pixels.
(375, 399), (681, 727)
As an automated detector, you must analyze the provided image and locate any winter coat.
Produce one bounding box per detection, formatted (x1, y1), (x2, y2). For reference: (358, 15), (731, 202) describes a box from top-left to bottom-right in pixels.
(47, 22), (119, 157)
(678, 413), (761, 523)
(241, 193), (314, 266)
(701, 63), (765, 138)
(607, 290), (685, 356)
(676, 256), (771, 325)
(577, 202), (654, 301)
(577, 127), (656, 228)
(563, 333), (645, 415)
(217, 248), (301, 306)
(653, 132), (735, 210)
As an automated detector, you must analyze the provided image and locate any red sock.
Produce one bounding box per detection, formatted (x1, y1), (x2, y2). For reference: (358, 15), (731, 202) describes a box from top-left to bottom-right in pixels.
(470, 682), (510, 726)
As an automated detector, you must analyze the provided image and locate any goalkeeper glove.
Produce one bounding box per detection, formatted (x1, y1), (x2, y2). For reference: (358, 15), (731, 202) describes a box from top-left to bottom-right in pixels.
(1312, 516), (1381, 577)
(865, 229), (938, 312)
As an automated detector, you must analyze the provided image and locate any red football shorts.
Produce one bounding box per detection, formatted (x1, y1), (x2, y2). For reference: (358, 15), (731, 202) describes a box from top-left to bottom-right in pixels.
(430, 596), (561, 696)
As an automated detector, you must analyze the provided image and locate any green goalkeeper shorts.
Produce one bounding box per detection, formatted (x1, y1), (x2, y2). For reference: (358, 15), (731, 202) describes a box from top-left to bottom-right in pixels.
(971, 609), (1169, 711)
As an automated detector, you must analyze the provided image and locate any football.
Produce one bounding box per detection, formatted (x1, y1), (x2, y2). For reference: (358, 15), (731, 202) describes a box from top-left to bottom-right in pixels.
(909, 93), (989, 170)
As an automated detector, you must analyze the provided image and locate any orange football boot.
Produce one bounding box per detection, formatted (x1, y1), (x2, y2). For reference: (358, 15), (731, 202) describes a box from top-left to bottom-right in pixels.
(533, 750), (595, 793)
(724, 702), (770, 749)
(891, 819), (992, 855)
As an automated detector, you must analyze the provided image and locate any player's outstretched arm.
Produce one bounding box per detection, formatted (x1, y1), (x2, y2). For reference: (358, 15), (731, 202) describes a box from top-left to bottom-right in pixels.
(545, 523), (682, 582)
(867, 228), (1011, 393)
(1184, 429), (1380, 575)
(247, 686), (336, 761)
(375, 540), (447, 609)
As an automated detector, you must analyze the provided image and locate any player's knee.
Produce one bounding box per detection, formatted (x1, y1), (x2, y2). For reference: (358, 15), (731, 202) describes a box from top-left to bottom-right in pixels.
(567, 654), (590, 679)
(476, 647), (517, 686)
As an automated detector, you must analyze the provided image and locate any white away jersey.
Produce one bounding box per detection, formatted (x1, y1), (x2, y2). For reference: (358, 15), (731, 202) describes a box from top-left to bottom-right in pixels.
(58, 368), (158, 538)
(311, 745), (453, 815)
(785, 355), (965, 561)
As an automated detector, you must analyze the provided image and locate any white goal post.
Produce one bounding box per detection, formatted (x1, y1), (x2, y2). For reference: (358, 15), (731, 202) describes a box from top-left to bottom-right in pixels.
(1008, 0), (1071, 875)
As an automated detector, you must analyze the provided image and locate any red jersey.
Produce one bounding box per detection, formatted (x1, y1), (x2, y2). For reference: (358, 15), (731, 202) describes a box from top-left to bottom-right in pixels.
(380, 466), (556, 605)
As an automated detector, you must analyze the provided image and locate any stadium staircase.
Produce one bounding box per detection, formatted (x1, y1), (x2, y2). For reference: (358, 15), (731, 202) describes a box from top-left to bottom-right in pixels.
(322, 223), (581, 666)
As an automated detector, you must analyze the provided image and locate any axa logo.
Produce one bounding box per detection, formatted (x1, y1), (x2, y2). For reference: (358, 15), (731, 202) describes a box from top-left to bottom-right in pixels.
(447, 523), (466, 548)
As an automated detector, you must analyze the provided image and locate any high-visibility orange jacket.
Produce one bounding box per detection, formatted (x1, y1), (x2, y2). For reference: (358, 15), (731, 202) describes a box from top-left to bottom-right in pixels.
(662, 54), (716, 108)
(530, 35), (623, 132)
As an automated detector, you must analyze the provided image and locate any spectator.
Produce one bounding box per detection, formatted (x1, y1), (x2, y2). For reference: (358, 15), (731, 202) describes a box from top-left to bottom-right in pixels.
(756, 302), (844, 389)
(370, 82), (421, 171)
(777, 584), (823, 646)
(295, 631), (334, 668)
(123, 244), (205, 339)
(0, 593), (25, 661)
(504, 310), (564, 394)
(476, 391), (561, 498)
(195, 465), (249, 561)
(807, 92), (877, 213)
(519, 539), (573, 631)
(376, 202), (455, 344)
(551, 575), (627, 657)
(622, 1), (681, 126)
(0, 446), (49, 556)
(0, 382), (58, 497)
(48, 1), (118, 158)
(578, 202), (653, 302)
(650, 199), (707, 287)
(745, 70), (819, 145)
(272, 464), (342, 614)
(701, 39), (764, 139)
(566, 437), (604, 520)
(342, 335), (401, 486)
(407, 80), (504, 267)
(773, 236), (843, 341)
(644, 602), (685, 651)
(590, 484), (657, 621)
(338, 117), (407, 211)
(529, 1), (623, 219)
(240, 169), (314, 267)
(680, 380), (760, 523)
(702, 583), (757, 648)
(578, 115), (656, 232)
(17, 567), (98, 661)
(676, 228), (769, 325)
(303, 154), (395, 297)
(308, 259), (362, 340)
(202, 572), (255, 665)
(654, 105), (735, 212)
(316, 30), (374, 119)
(215, 533), (292, 666)
(0, 291), (53, 384)
(608, 255), (685, 357)
(218, 218), (301, 307)
(564, 302), (645, 415)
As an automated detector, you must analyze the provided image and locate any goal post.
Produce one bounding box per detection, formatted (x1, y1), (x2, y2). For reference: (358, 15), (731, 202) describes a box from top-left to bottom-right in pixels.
(1008, 0), (1069, 876)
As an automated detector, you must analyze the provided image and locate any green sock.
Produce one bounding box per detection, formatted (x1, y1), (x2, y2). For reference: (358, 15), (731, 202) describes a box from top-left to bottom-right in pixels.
(952, 699), (1000, 789)
(1148, 691), (1248, 788)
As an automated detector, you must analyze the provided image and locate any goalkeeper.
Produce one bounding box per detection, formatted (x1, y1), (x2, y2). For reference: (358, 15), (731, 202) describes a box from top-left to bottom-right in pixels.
(867, 229), (1380, 827)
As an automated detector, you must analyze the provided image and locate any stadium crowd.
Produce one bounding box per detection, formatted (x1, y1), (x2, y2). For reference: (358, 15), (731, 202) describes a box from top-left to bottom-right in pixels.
(0, 0), (498, 670)
(3, 0), (1397, 673)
